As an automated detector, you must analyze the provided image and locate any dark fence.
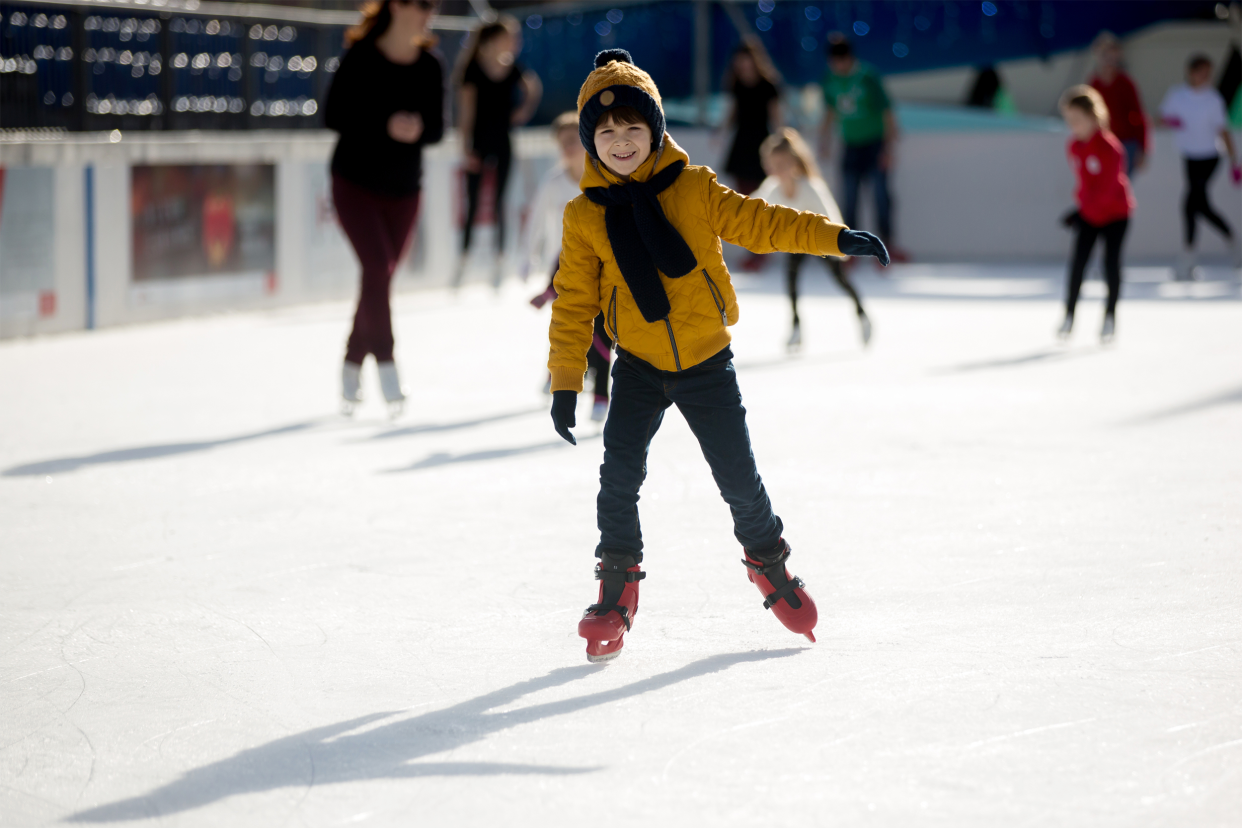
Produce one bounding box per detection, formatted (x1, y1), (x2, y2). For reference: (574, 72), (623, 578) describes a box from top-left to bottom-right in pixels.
(1, 0), (1228, 132)
(1, 1), (346, 131)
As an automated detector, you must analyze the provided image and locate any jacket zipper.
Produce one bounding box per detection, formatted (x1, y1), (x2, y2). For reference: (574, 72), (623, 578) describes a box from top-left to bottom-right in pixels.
(702, 269), (727, 325)
(607, 287), (619, 350)
(663, 317), (683, 371)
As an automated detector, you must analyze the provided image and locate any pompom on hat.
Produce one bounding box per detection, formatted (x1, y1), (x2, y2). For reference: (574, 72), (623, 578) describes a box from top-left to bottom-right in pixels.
(577, 49), (666, 160)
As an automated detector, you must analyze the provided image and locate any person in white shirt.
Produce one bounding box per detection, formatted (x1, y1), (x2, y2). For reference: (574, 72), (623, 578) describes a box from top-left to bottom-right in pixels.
(520, 112), (585, 284)
(523, 113), (611, 421)
(755, 128), (871, 349)
(1159, 54), (1241, 278)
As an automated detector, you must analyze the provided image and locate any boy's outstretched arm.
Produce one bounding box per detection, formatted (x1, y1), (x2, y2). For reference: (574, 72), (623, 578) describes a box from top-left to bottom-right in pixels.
(705, 174), (889, 265)
(548, 201), (602, 445)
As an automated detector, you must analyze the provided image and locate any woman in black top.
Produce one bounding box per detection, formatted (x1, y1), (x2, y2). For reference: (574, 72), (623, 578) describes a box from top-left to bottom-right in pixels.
(723, 39), (781, 195)
(453, 16), (541, 287)
(324, 0), (444, 416)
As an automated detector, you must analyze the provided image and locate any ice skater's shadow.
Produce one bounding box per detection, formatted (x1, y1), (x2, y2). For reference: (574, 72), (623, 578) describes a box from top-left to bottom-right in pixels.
(1, 422), (317, 477)
(68, 648), (802, 822)
(366, 406), (546, 441)
(386, 432), (602, 473)
(1119, 382), (1242, 425)
(931, 345), (1102, 375)
(732, 349), (864, 373)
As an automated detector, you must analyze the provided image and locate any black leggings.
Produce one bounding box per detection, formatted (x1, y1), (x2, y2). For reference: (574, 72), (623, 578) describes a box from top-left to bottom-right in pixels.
(1066, 217), (1128, 319)
(787, 253), (865, 324)
(332, 175), (420, 365)
(1183, 156), (1233, 248)
(462, 144), (512, 254)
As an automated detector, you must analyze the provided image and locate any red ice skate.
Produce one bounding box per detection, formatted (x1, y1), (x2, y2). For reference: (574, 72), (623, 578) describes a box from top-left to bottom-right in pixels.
(742, 539), (817, 642)
(578, 552), (645, 663)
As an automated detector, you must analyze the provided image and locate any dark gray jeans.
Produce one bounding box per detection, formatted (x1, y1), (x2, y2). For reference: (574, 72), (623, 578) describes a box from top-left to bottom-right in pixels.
(596, 346), (783, 561)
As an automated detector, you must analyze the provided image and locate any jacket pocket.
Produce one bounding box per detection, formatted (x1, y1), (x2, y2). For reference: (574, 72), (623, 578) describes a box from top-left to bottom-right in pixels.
(607, 286), (619, 347)
(702, 270), (727, 326)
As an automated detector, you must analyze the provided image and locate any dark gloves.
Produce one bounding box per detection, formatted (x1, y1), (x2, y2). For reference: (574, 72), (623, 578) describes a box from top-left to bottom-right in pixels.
(551, 389), (577, 445)
(1060, 209), (1081, 228)
(837, 229), (890, 266)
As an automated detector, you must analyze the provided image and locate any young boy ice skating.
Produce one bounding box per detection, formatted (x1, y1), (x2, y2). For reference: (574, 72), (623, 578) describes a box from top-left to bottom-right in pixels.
(754, 127), (873, 349)
(548, 50), (888, 662)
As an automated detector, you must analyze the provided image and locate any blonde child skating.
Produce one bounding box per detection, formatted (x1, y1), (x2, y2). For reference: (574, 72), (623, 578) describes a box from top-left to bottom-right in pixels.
(754, 128), (871, 349)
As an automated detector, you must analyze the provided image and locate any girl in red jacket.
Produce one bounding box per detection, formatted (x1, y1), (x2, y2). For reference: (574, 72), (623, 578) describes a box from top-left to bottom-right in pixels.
(1058, 85), (1134, 344)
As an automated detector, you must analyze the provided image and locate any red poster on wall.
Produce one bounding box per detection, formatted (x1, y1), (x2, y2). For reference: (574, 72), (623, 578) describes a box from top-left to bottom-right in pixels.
(131, 164), (275, 282)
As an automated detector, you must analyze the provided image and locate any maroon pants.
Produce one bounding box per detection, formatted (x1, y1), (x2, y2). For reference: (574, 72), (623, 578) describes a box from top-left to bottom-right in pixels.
(332, 174), (421, 365)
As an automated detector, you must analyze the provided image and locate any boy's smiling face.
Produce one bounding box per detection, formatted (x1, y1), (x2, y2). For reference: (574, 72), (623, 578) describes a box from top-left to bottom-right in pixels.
(594, 115), (652, 178)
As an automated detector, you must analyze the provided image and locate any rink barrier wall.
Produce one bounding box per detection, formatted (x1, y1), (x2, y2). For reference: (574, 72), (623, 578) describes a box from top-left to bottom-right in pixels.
(0, 125), (1239, 340)
(0, 129), (562, 339)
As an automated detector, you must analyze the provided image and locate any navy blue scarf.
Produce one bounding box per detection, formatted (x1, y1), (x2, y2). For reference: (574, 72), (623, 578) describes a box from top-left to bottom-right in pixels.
(583, 160), (698, 323)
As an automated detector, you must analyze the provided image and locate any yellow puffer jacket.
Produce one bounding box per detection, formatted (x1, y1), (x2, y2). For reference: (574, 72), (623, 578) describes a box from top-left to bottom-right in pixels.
(548, 136), (847, 391)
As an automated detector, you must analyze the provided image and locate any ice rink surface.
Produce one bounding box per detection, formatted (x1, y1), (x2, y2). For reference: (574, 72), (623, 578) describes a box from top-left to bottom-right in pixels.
(2, 263), (1240, 827)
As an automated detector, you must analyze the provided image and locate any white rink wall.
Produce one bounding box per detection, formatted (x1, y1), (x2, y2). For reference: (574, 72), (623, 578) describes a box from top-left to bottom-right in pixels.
(1, 123), (1239, 340)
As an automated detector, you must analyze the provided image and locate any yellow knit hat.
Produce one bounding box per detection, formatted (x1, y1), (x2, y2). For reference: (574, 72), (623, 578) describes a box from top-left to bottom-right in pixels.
(576, 49), (666, 160)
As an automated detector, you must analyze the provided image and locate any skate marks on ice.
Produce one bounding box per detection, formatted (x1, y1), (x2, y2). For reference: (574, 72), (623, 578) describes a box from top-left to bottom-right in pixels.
(387, 432), (602, 473)
(67, 649), (799, 823)
(2, 422), (318, 477)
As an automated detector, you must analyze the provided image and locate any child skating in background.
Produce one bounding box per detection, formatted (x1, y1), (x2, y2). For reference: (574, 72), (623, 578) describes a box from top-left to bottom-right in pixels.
(522, 114), (585, 287)
(1159, 54), (1241, 280)
(324, 0), (444, 416)
(1058, 86), (1134, 344)
(548, 50), (889, 662)
(523, 113), (612, 422)
(754, 128), (872, 350)
(453, 16), (542, 288)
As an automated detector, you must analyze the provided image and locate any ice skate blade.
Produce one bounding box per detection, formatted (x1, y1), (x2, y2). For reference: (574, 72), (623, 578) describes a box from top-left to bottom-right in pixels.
(386, 400), (405, 420)
(584, 635), (625, 662)
(586, 648), (622, 664)
(340, 400), (358, 417)
(859, 315), (872, 347)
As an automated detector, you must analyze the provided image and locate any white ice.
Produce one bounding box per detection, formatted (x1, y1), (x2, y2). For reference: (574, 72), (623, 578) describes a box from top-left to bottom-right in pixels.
(2, 263), (1240, 826)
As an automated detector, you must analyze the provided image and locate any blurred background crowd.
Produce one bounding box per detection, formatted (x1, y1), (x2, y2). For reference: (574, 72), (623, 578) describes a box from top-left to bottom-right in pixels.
(1, 0), (1239, 342)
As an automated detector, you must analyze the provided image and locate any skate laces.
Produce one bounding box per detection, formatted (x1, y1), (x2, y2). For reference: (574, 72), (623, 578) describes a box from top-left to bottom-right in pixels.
(742, 542), (804, 611)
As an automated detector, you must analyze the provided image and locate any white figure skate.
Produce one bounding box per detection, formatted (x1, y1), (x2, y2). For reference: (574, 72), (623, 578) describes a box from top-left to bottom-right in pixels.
(341, 361), (363, 416)
(377, 361), (407, 419)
